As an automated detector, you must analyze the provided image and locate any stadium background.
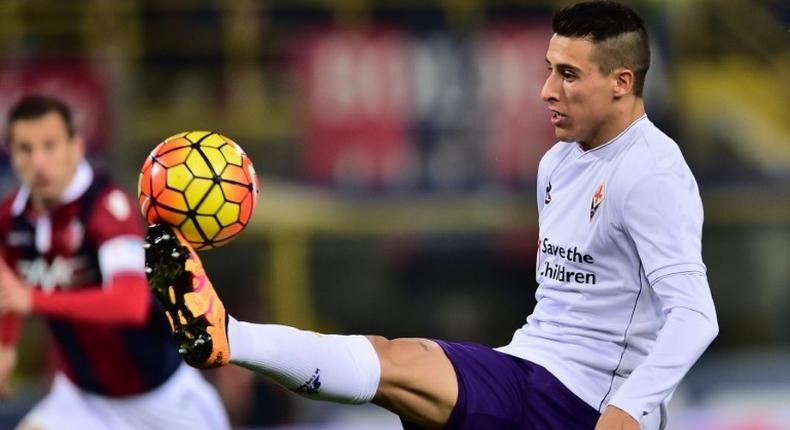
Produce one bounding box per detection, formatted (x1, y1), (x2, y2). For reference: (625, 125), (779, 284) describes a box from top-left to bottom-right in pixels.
(0, 0), (787, 428)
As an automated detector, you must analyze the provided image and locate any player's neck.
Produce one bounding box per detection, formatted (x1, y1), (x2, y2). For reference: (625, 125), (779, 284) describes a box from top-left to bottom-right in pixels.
(30, 194), (59, 214)
(580, 100), (646, 151)
(29, 175), (76, 214)
(28, 163), (84, 214)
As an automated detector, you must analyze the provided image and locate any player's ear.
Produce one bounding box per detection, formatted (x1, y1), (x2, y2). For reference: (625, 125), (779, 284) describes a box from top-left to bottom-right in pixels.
(612, 67), (635, 99)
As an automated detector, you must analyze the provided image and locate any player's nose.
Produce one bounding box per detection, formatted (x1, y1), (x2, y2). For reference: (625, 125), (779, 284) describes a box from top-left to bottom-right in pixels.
(30, 148), (50, 172)
(540, 74), (559, 103)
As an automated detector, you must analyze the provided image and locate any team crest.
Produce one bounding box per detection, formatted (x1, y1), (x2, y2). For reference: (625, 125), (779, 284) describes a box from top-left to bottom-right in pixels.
(106, 190), (130, 221)
(545, 182), (552, 205)
(589, 183), (605, 221)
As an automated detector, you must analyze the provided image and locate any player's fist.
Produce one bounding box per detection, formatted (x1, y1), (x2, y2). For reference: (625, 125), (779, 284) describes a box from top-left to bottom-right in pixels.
(0, 259), (32, 315)
(0, 345), (18, 398)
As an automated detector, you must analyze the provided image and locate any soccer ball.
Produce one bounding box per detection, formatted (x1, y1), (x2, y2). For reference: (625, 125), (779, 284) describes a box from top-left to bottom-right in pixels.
(138, 131), (259, 251)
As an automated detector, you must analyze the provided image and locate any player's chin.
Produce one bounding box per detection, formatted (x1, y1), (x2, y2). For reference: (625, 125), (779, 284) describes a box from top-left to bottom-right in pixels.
(553, 128), (576, 143)
(32, 184), (59, 201)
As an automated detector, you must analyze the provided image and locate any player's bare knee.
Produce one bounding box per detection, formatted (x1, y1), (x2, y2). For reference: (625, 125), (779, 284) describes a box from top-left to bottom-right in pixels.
(368, 336), (430, 372)
(367, 336), (456, 427)
(365, 335), (390, 355)
(366, 335), (395, 376)
(367, 336), (448, 389)
(365, 336), (397, 397)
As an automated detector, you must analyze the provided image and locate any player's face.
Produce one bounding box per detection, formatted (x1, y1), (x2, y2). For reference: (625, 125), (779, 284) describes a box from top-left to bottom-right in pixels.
(8, 112), (84, 205)
(541, 35), (619, 149)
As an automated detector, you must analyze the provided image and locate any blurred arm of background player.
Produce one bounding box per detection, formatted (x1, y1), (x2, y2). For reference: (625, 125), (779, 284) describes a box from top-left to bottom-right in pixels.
(0, 313), (19, 397)
(0, 256), (150, 326)
(0, 237), (150, 395)
(0, 244), (19, 397)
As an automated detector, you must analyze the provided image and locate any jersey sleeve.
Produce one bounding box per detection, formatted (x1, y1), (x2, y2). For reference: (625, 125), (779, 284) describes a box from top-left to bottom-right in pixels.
(608, 272), (718, 420)
(611, 171), (718, 419)
(0, 313), (21, 346)
(619, 170), (706, 283)
(88, 187), (145, 244)
(88, 187), (147, 280)
(31, 273), (151, 325)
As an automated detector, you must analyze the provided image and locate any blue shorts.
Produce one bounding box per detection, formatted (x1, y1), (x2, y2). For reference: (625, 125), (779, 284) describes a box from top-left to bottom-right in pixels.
(402, 340), (600, 430)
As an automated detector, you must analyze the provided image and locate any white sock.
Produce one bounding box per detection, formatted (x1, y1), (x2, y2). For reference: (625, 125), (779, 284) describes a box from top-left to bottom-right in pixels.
(227, 316), (381, 404)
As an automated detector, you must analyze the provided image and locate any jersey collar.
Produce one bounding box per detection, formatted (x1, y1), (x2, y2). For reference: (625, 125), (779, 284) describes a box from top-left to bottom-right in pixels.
(575, 114), (649, 158)
(11, 160), (93, 216)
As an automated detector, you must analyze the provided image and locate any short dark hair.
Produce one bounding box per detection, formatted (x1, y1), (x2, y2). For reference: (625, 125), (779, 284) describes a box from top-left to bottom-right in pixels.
(553, 1), (650, 97)
(6, 95), (76, 143)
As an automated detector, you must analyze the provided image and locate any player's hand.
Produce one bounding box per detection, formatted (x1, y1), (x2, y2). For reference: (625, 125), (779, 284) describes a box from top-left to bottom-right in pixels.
(0, 345), (17, 398)
(0, 259), (32, 315)
(595, 405), (640, 430)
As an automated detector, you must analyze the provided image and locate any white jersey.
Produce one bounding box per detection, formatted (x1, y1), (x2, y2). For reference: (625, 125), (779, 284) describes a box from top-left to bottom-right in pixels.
(498, 115), (718, 422)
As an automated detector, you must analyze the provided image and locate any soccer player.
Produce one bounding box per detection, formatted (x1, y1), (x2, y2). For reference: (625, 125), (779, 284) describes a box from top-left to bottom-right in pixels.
(145, 2), (718, 429)
(0, 95), (230, 430)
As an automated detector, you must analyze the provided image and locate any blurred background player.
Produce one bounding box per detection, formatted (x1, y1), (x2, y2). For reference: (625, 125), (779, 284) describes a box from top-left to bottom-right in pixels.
(145, 2), (717, 430)
(0, 95), (230, 430)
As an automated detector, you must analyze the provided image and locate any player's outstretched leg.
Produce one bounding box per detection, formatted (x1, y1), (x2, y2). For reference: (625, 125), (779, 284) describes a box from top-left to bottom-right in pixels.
(144, 224), (454, 428)
(144, 223), (230, 368)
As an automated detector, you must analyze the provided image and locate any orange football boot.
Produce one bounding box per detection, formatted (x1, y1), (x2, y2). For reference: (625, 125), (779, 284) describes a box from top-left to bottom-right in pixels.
(144, 223), (230, 368)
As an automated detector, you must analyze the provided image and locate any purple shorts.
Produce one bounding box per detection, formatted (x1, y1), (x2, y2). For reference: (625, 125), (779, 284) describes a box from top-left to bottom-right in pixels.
(402, 340), (600, 430)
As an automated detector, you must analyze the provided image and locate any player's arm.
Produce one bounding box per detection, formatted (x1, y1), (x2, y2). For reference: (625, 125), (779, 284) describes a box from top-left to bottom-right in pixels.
(0, 189), (152, 326)
(0, 252), (22, 396)
(0, 247), (23, 345)
(0, 342), (17, 397)
(0, 238), (150, 325)
(30, 276), (150, 325)
(0, 219), (21, 396)
(598, 272), (717, 429)
(0, 310), (21, 382)
(606, 171), (718, 422)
